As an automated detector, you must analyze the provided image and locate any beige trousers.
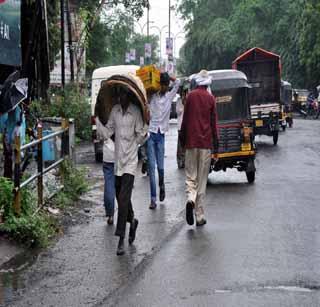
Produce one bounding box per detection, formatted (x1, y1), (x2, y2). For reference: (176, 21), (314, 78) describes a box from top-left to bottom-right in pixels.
(185, 148), (211, 222)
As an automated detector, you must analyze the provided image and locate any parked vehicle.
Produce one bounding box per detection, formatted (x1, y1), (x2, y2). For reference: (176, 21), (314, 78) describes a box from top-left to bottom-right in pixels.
(280, 80), (293, 128)
(292, 89), (309, 114)
(232, 47), (281, 145)
(90, 65), (140, 162)
(189, 70), (256, 183)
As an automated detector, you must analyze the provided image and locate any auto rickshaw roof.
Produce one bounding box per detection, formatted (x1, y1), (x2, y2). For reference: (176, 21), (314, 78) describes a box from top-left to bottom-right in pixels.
(232, 47), (280, 66)
(281, 80), (292, 89)
(208, 69), (250, 91)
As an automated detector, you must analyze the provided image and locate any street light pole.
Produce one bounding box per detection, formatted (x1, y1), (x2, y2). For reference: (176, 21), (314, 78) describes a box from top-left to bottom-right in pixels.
(168, 0), (171, 41)
(147, 4), (150, 38)
(60, 0), (65, 88)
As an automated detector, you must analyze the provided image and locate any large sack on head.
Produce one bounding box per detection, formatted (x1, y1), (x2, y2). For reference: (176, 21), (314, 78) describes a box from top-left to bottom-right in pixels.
(95, 73), (149, 125)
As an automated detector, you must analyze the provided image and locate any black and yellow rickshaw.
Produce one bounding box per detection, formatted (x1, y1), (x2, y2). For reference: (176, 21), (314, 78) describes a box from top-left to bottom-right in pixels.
(207, 70), (256, 183)
(292, 88), (309, 115)
(280, 80), (293, 128)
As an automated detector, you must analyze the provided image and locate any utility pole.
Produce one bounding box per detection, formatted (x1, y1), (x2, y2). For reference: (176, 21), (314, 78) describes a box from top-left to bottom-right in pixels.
(66, 0), (74, 82)
(147, 4), (150, 65)
(60, 0), (65, 88)
(147, 4), (150, 38)
(169, 0), (171, 41)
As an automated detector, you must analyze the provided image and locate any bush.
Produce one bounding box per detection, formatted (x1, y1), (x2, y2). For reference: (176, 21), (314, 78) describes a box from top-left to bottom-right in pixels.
(28, 84), (91, 141)
(0, 177), (55, 247)
(52, 159), (88, 208)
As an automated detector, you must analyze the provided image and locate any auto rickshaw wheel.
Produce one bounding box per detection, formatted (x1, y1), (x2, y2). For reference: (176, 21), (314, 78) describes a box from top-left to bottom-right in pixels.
(273, 131), (279, 145)
(246, 171), (255, 184)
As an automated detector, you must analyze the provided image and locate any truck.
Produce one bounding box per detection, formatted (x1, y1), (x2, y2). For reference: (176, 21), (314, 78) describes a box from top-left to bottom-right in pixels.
(232, 47), (281, 145)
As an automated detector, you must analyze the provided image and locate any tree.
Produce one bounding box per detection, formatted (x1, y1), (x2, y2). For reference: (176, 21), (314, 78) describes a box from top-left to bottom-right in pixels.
(177, 0), (320, 88)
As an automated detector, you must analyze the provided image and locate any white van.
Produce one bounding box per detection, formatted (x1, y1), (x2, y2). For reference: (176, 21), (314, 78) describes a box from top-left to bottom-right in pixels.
(91, 65), (140, 162)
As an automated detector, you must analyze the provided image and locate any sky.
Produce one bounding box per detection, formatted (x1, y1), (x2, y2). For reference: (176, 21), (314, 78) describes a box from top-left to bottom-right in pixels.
(136, 0), (185, 59)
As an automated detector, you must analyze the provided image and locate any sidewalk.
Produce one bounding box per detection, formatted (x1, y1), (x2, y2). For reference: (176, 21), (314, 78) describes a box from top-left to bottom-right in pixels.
(1, 123), (188, 307)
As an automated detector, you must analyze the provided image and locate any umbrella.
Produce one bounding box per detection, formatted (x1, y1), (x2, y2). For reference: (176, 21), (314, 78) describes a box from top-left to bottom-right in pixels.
(0, 71), (28, 115)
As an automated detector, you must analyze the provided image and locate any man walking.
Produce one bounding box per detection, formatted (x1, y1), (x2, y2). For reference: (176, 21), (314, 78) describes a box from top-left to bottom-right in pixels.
(96, 87), (148, 255)
(147, 72), (180, 209)
(180, 70), (219, 226)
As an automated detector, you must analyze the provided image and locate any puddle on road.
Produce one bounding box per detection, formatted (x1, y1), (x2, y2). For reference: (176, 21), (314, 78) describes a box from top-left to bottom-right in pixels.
(0, 249), (40, 305)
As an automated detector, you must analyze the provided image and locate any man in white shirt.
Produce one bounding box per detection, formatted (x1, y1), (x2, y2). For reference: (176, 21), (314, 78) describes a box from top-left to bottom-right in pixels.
(147, 72), (180, 209)
(96, 87), (148, 255)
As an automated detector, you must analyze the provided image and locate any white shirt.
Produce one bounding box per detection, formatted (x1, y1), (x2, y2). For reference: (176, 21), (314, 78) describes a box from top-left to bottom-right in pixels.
(176, 96), (184, 130)
(96, 103), (148, 176)
(102, 139), (115, 163)
(149, 80), (180, 134)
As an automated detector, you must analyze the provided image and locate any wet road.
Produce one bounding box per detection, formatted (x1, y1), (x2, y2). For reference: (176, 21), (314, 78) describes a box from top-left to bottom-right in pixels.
(1, 119), (320, 306)
(114, 118), (320, 306)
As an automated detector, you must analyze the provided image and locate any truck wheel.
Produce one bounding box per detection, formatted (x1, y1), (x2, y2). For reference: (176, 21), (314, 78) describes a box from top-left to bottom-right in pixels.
(273, 131), (279, 145)
(246, 171), (255, 184)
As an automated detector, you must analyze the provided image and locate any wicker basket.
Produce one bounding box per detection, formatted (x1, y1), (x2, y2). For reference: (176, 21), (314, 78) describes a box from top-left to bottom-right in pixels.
(95, 73), (149, 126)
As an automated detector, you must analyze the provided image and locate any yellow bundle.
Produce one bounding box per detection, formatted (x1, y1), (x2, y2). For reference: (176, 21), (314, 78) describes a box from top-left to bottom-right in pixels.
(136, 65), (160, 92)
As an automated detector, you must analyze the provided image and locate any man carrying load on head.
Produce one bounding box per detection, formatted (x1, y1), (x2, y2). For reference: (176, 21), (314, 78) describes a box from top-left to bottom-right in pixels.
(96, 86), (148, 256)
(147, 72), (180, 209)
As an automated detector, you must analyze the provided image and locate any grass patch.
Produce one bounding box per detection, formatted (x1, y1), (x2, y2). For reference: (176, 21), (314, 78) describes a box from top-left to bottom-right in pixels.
(0, 160), (88, 247)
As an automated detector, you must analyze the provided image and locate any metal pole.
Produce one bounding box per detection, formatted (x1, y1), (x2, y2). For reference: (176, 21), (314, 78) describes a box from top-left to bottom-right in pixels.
(147, 5), (150, 38)
(60, 0), (65, 88)
(169, 0), (171, 41)
(37, 123), (43, 207)
(66, 0), (74, 82)
(13, 134), (21, 215)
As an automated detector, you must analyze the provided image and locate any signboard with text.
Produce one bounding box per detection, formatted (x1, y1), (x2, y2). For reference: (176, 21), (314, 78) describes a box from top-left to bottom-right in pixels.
(0, 0), (21, 66)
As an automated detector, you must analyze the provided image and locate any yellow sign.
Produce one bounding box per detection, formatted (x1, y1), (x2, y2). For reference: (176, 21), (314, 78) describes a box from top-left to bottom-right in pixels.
(216, 96), (232, 104)
(255, 119), (263, 127)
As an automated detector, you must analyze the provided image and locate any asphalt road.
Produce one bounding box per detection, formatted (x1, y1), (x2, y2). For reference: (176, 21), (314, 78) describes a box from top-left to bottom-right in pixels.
(1, 118), (320, 307)
(114, 118), (320, 307)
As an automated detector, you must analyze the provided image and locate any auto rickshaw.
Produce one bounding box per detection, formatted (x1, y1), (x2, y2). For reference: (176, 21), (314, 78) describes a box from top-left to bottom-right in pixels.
(201, 70), (256, 183)
(280, 80), (293, 128)
(292, 88), (309, 115)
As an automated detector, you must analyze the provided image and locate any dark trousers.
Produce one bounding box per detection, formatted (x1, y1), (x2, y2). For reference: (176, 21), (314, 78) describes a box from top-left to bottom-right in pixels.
(115, 173), (134, 238)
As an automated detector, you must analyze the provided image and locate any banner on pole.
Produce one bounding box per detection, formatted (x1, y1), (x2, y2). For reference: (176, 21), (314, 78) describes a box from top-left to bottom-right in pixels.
(130, 49), (136, 61)
(144, 43), (152, 58)
(125, 52), (130, 63)
(0, 0), (21, 66)
(165, 37), (173, 56)
(140, 56), (144, 66)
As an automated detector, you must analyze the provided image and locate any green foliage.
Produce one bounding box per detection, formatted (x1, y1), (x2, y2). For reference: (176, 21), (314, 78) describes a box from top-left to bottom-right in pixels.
(60, 159), (89, 201)
(178, 0), (320, 89)
(47, 1), (61, 69)
(29, 85), (91, 141)
(0, 177), (55, 247)
(0, 212), (55, 247)
(0, 177), (13, 217)
(0, 160), (88, 247)
(86, 10), (159, 76)
(51, 159), (88, 209)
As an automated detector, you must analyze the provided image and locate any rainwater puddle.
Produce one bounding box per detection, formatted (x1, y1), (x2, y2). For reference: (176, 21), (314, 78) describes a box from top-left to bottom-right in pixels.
(0, 250), (40, 305)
